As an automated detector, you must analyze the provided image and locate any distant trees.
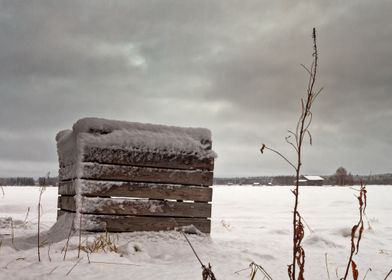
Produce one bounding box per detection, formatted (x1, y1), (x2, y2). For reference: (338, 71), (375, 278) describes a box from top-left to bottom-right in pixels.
(0, 176), (58, 186)
(0, 177), (35, 186)
(214, 173), (392, 186)
(333, 167), (354, 186)
(37, 176), (58, 186)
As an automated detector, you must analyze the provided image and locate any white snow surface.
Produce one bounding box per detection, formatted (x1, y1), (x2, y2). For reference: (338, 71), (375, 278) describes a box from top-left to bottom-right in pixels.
(56, 118), (216, 166)
(1, 185), (392, 279)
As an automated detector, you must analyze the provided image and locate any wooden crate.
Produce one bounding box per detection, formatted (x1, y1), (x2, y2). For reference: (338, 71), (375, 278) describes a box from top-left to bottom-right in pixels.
(56, 118), (215, 233)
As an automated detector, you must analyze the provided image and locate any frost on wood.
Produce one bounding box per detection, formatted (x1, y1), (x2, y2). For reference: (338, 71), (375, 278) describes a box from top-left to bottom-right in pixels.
(56, 117), (215, 233)
(56, 117), (216, 169)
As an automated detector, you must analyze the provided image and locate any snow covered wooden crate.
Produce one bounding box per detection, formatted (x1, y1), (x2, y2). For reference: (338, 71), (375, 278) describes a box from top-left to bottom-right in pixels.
(56, 118), (216, 233)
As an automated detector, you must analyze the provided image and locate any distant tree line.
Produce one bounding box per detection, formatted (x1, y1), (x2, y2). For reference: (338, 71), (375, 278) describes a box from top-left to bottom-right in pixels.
(0, 176), (58, 186)
(214, 167), (392, 186)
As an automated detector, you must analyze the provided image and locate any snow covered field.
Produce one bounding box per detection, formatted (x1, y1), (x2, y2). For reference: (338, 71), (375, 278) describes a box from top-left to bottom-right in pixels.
(0, 185), (391, 279)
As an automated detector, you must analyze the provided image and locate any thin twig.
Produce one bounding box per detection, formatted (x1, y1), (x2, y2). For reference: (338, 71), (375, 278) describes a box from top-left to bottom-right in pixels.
(11, 218), (16, 250)
(385, 268), (392, 280)
(48, 243), (52, 262)
(260, 145), (297, 171)
(48, 266), (59, 275)
(325, 253), (331, 280)
(234, 266), (251, 275)
(363, 268), (372, 280)
(38, 184), (46, 262)
(182, 232), (204, 267)
(23, 207), (30, 224)
(299, 213), (314, 233)
(77, 199), (83, 258)
(66, 257), (83, 276)
(300, 63), (312, 75)
(63, 219), (75, 261)
(90, 261), (140, 266)
(251, 262), (274, 280)
(182, 232), (216, 280)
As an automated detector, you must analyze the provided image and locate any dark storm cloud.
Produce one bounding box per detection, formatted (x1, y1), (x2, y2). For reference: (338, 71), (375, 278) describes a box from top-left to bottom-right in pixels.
(0, 0), (391, 177)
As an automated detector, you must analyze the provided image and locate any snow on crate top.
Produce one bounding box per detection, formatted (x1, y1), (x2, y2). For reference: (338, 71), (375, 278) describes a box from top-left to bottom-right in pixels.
(57, 117), (216, 159)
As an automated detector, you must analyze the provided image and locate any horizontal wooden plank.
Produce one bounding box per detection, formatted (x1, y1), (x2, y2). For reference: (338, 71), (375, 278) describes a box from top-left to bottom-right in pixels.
(59, 196), (75, 212)
(82, 146), (214, 171)
(59, 180), (213, 202)
(64, 212), (211, 233)
(59, 196), (211, 218)
(58, 195), (75, 210)
(58, 165), (78, 181)
(59, 163), (213, 186)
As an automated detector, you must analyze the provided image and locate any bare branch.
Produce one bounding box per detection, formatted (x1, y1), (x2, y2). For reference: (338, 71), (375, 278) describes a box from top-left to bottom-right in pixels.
(306, 130), (313, 146)
(66, 257), (83, 276)
(306, 60), (315, 93)
(261, 145), (297, 171)
(286, 135), (299, 152)
(363, 268), (372, 280)
(300, 64), (312, 75)
(260, 28), (321, 280)
(385, 268), (392, 280)
(325, 253), (331, 280)
(311, 87), (324, 105)
(303, 111), (313, 135)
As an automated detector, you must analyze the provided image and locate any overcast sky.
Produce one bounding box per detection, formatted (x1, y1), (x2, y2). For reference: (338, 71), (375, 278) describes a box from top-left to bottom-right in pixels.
(0, 0), (391, 178)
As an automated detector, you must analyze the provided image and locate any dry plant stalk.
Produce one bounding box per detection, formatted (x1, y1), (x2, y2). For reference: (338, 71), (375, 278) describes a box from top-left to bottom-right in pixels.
(79, 232), (119, 254)
(48, 243), (52, 262)
(63, 219), (75, 261)
(385, 268), (392, 280)
(341, 182), (367, 280)
(363, 268), (372, 280)
(11, 218), (16, 249)
(182, 232), (216, 280)
(249, 262), (273, 280)
(37, 172), (49, 262)
(260, 28), (322, 280)
(325, 253), (331, 280)
(77, 199), (84, 258)
(66, 257), (83, 276)
(37, 186), (46, 261)
(23, 207), (30, 224)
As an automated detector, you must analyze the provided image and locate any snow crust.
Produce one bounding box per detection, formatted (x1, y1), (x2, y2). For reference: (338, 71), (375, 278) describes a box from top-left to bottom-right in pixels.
(2, 185), (391, 279)
(80, 197), (164, 215)
(56, 117), (216, 167)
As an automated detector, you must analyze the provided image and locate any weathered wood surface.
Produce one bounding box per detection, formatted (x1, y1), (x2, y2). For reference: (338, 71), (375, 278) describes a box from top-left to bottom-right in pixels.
(91, 215), (211, 233)
(59, 180), (213, 202)
(58, 164), (77, 181)
(81, 146), (214, 171)
(58, 196), (211, 218)
(59, 163), (213, 186)
(56, 210), (210, 233)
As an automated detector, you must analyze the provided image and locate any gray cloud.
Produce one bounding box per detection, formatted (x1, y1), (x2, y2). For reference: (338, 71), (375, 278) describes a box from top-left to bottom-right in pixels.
(0, 0), (391, 177)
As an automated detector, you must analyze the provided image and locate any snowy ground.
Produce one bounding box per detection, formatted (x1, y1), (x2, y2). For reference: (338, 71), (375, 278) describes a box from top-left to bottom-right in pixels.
(0, 185), (391, 279)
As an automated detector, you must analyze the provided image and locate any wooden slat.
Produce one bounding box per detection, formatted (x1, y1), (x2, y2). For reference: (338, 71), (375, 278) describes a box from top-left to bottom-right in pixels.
(58, 195), (75, 211)
(82, 146), (214, 171)
(59, 196), (75, 212)
(58, 181), (75, 195)
(59, 180), (213, 202)
(58, 164), (78, 181)
(70, 212), (211, 233)
(59, 196), (211, 218)
(59, 163), (213, 186)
